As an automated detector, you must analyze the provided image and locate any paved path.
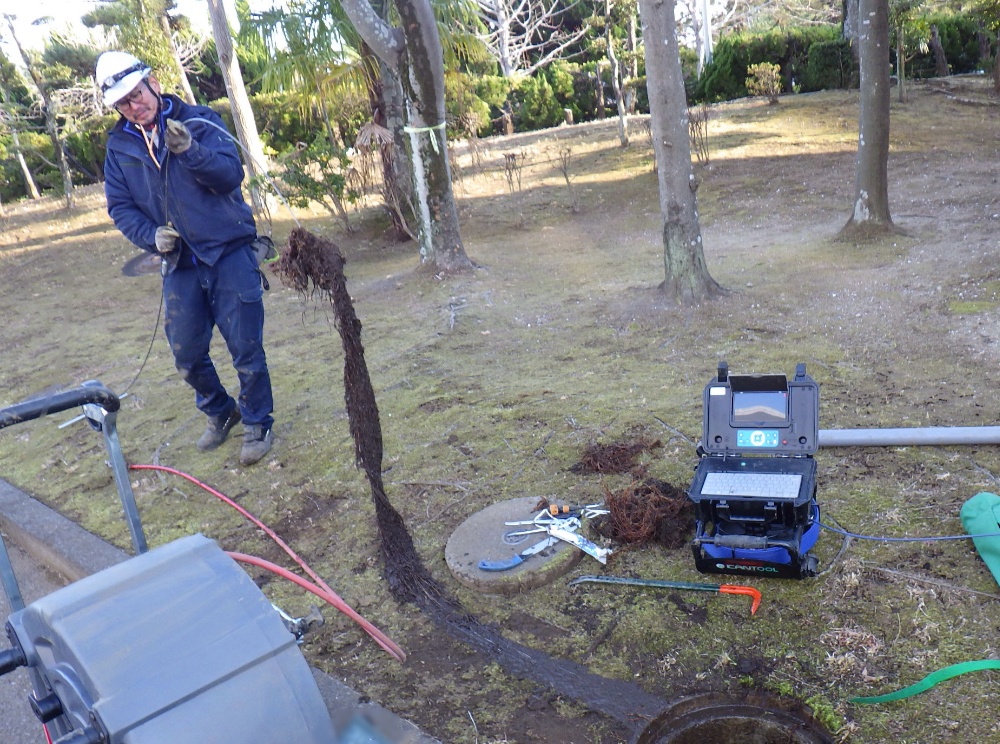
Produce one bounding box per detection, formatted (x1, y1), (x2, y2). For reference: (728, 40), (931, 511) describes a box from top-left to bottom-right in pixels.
(0, 538), (62, 744)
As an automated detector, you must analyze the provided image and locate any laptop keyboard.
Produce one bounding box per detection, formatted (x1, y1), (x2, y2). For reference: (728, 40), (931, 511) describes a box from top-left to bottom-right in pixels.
(701, 471), (802, 499)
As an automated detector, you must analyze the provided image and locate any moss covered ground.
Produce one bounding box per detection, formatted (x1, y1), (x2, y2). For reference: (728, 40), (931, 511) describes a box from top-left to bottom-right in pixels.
(1, 78), (999, 742)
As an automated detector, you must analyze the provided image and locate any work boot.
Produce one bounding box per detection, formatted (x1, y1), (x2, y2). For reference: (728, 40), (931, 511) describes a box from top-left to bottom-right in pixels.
(240, 424), (273, 466)
(196, 407), (241, 451)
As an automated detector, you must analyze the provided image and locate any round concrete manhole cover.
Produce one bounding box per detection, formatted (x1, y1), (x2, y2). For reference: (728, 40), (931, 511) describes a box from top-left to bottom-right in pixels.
(445, 496), (585, 595)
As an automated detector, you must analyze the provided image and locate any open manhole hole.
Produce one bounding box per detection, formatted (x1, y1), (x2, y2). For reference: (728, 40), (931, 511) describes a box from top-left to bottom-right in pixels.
(636, 691), (834, 744)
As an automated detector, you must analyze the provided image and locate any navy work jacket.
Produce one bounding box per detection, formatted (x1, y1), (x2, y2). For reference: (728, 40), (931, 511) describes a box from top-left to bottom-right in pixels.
(104, 94), (256, 267)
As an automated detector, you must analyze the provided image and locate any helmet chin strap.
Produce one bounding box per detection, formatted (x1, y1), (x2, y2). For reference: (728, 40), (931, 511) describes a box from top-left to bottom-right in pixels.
(140, 79), (164, 132)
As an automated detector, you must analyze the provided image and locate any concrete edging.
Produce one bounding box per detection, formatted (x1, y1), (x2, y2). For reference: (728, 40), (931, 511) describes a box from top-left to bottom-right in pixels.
(0, 478), (129, 582)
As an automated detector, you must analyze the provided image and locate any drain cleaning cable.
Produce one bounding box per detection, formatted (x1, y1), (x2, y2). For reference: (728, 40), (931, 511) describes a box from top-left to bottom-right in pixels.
(818, 522), (1000, 542)
(128, 463), (405, 662)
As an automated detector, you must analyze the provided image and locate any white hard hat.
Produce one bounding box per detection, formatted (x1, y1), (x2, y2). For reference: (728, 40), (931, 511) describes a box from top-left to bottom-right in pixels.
(95, 51), (151, 107)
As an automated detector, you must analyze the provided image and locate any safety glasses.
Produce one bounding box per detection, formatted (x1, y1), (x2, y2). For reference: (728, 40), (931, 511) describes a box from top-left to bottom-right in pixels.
(114, 85), (146, 112)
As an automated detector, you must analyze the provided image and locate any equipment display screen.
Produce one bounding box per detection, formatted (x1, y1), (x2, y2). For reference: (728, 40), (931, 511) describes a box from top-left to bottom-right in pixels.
(732, 390), (788, 425)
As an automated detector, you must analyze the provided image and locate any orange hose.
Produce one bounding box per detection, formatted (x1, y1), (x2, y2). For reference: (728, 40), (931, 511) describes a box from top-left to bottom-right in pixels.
(127, 463), (405, 662)
(227, 551), (405, 662)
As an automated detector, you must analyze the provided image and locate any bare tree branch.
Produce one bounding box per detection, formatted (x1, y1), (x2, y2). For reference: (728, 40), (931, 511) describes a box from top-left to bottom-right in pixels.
(476, 0), (590, 77)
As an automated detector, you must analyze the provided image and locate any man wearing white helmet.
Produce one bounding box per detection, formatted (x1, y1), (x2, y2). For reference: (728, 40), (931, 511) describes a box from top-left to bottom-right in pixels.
(96, 51), (275, 466)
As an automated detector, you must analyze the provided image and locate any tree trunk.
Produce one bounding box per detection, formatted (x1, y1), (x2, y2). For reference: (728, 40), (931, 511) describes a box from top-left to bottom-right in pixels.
(841, 0), (894, 237)
(594, 65), (606, 119)
(691, 1), (705, 76)
(698, 0), (713, 73)
(380, 60), (413, 201)
(394, 0), (470, 272)
(501, 100), (514, 134)
(363, 44), (414, 241)
(929, 26), (949, 77)
(843, 0), (860, 64)
(11, 126), (41, 200)
(45, 103), (74, 209)
(626, 13), (639, 112)
(638, 0), (722, 303)
(493, 0), (515, 77)
(206, 0), (272, 222)
(5, 19), (73, 208)
(977, 31), (992, 68)
(995, 50), (1000, 95)
(159, 12), (196, 104)
(339, 0), (473, 273)
(896, 27), (906, 103)
(606, 0), (628, 146)
(0, 79), (40, 199)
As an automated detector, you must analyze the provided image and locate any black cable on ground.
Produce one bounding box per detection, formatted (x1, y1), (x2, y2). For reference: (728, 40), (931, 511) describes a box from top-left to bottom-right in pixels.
(119, 286), (163, 396)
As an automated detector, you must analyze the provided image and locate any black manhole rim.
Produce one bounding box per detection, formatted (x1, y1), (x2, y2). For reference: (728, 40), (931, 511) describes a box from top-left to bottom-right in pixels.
(635, 691), (835, 744)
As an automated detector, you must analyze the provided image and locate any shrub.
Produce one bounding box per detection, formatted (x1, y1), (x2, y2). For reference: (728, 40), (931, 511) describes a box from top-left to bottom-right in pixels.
(247, 93), (319, 153)
(267, 136), (354, 231)
(570, 63), (602, 123)
(474, 75), (514, 135)
(746, 62), (782, 103)
(513, 74), (565, 131)
(445, 71), (492, 138)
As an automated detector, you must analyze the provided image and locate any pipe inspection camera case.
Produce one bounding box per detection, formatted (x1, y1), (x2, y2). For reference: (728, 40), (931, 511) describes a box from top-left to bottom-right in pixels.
(5, 534), (335, 743)
(688, 362), (821, 579)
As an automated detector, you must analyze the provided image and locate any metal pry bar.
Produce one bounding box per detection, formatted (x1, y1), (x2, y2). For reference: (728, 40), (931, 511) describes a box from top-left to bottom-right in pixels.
(568, 575), (762, 615)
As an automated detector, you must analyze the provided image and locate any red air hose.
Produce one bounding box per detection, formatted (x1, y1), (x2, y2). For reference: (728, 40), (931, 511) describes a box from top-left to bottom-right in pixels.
(226, 551), (404, 661)
(127, 463), (405, 662)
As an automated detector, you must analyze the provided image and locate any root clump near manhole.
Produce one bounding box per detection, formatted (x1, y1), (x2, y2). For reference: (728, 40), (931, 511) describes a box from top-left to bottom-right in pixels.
(594, 479), (693, 550)
(571, 436), (662, 474)
(272, 228), (671, 735)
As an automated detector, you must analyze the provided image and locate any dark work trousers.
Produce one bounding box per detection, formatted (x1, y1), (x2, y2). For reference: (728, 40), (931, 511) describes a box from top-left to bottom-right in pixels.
(163, 245), (274, 430)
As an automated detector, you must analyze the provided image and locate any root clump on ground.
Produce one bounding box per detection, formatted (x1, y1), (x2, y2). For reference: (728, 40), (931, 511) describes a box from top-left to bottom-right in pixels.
(571, 436), (663, 475)
(596, 478), (693, 550)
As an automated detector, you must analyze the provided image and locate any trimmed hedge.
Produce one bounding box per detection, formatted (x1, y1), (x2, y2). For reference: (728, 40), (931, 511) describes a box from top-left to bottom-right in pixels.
(805, 38), (855, 91)
(693, 26), (849, 102)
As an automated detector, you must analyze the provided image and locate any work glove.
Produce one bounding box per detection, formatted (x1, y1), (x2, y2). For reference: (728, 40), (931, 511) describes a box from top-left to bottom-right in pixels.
(154, 225), (180, 254)
(164, 118), (192, 154)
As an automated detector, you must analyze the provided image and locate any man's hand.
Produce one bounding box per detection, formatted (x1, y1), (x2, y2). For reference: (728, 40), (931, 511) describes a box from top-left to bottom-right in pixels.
(155, 225), (180, 254)
(164, 119), (192, 154)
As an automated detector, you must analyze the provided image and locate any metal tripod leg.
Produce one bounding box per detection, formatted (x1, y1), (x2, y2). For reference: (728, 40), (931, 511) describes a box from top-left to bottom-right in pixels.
(0, 530), (24, 613)
(83, 400), (147, 555)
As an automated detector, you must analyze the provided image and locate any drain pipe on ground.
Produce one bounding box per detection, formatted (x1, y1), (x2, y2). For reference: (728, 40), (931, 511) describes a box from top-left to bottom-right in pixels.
(819, 426), (1000, 447)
